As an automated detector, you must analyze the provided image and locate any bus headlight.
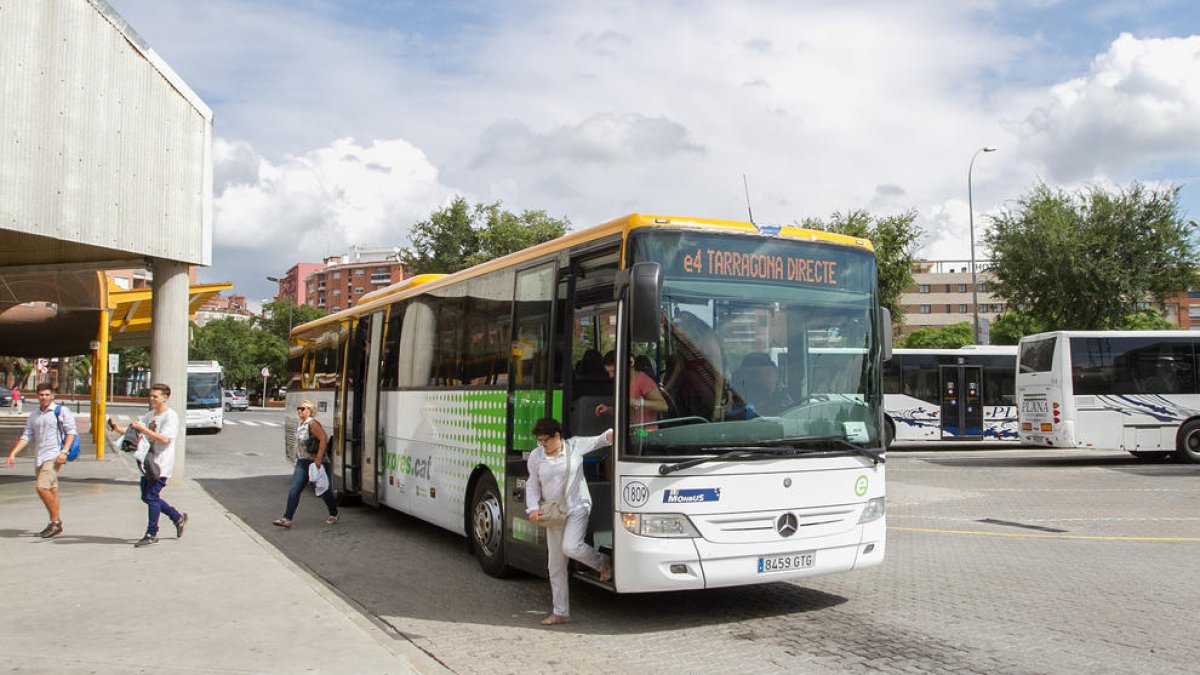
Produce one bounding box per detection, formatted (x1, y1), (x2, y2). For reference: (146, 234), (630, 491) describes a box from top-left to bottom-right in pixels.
(622, 512), (700, 538)
(858, 497), (885, 524)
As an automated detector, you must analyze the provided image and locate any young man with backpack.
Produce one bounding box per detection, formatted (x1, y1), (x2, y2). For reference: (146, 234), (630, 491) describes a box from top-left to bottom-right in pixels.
(5, 383), (76, 538)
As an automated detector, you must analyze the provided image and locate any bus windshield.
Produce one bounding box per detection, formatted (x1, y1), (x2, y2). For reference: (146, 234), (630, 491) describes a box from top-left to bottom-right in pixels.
(625, 230), (882, 457)
(187, 372), (222, 410)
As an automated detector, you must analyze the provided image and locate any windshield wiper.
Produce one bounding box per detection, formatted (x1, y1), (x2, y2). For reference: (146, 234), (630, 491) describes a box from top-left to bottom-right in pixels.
(657, 436), (884, 475)
(759, 435), (885, 465)
(658, 448), (794, 475)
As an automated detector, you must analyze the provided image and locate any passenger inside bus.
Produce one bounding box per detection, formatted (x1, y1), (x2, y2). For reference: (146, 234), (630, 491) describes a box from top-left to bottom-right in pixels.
(728, 352), (794, 418)
(594, 350), (668, 429)
(570, 348), (612, 436)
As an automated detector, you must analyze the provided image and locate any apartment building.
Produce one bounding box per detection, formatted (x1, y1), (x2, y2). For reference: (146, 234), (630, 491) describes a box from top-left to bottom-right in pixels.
(900, 259), (1193, 337)
(299, 246), (410, 313)
(899, 260), (1004, 336)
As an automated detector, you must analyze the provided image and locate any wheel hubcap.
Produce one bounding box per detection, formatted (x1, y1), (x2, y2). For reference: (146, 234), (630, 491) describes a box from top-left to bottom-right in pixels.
(473, 494), (502, 557)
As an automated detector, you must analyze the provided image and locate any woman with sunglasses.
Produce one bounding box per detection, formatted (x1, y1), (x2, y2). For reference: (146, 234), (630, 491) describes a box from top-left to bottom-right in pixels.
(273, 400), (338, 528)
(525, 417), (613, 626)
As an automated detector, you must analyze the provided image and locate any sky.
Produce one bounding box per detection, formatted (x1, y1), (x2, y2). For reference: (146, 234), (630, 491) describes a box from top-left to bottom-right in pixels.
(105, 0), (1200, 307)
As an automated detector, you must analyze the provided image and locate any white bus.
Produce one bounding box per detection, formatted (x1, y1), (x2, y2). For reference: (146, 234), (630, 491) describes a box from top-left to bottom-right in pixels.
(287, 214), (889, 592)
(882, 347), (1018, 445)
(1017, 330), (1200, 462)
(186, 360), (224, 432)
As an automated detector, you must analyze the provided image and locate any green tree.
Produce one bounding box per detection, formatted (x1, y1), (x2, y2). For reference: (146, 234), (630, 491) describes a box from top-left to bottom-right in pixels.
(800, 209), (923, 327)
(190, 318), (288, 392)
(984, 182), (1196, 330)
(898, 322), (974, 348)
(401, 196), (570, 274)
(1121, 308), (1179, 330)
(260, 300), (326, 342)
(988, 311), (1046, 345)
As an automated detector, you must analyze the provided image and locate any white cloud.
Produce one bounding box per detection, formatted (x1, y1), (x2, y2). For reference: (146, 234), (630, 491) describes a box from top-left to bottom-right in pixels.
(107, 0), (1200, 298)
(1019, 33), (1200, 180)
(212, 136), (455, 266)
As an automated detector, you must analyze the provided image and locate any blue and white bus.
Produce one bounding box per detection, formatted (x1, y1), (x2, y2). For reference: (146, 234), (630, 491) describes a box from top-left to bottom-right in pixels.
(1017, 330), (1200, 462)
(882, 346), (1018, 445)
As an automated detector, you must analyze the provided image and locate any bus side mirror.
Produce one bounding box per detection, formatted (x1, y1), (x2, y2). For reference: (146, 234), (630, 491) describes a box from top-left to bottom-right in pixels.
(879, 306), (893, 362)
(626, 262), (662, 343)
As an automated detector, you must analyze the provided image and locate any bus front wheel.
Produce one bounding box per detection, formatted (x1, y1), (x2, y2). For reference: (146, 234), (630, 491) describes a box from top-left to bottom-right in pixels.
(470, 473), (511, 578)
(1175, 420), (1200, 464)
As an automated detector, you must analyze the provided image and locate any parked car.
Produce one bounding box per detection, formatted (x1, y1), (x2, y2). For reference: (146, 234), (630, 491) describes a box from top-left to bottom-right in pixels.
(223, 388), (249, 411)
(0, 385), (11, 407)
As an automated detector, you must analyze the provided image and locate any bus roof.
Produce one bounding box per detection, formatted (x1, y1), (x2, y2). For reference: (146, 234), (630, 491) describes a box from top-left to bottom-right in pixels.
(1018, 330), (1195, 342)
(290, 213), (877, 338)
(892, 346), (1017, 355)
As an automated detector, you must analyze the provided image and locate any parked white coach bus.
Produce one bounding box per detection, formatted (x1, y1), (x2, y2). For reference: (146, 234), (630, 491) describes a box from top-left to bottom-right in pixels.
(882, 347), (1018, 446)
(1017, 330), (1200, 462)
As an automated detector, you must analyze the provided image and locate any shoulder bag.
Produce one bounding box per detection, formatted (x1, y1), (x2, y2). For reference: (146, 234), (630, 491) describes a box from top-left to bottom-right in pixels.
(535, 441), (570, 529)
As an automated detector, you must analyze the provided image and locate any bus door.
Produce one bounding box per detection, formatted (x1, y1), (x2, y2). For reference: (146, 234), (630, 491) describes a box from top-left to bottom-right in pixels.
(345, 312), (384, 506)
(939, 364), (984, 439)
(504, 262), (558, 571)
(562, 246), (620, 557)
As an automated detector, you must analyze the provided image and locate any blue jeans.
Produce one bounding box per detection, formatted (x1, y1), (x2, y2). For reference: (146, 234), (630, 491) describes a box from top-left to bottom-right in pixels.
(140, 476), (181, 537)
(284, 459), (338, 520)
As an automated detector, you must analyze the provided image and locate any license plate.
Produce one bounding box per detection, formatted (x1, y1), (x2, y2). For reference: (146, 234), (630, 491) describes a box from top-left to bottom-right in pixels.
(757, 551), (816, 574)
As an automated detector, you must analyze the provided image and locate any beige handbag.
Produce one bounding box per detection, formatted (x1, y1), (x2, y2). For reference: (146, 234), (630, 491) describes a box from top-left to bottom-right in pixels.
(537, 497), (568, 528)
(536, 440), (571, 528)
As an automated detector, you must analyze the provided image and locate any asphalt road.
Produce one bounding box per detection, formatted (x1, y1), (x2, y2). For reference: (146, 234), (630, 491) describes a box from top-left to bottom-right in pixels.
(183, 412), (1200, 674)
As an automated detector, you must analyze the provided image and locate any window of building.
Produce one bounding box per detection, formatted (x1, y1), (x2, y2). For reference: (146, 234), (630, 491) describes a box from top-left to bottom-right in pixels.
(333, 271), (341, 280)
(918, 284), (930, 294)
(355, 269), (364, 276)
(354, 287), (364, 294)
(979, 282), (989, 293)
(957, 284), (967, 293)
(919, 305), (931, 314)
(992, 303), (1004, 313)
(332, 289), (341, 296)
(959, 304), (968, 313)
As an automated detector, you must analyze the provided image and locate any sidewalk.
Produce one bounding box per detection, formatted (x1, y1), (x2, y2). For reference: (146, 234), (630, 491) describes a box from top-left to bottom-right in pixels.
(0, 448), (444, 674)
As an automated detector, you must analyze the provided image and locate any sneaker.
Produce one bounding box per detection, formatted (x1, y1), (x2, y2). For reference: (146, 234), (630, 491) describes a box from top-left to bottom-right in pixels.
(39, 521), (63, 539)
(175, 513), (188, 538)
(134, 535), (158, 547)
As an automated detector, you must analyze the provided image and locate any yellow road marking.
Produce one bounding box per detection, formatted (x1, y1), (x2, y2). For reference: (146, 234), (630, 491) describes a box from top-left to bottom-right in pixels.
(890, 526), (1200, 542)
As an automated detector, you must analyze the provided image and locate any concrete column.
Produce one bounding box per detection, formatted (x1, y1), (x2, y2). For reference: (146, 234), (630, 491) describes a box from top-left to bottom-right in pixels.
(150, 258), (189, 478)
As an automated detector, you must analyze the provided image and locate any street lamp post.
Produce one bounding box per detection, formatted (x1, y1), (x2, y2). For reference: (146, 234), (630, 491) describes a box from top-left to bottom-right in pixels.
(968, 146), (997, 344)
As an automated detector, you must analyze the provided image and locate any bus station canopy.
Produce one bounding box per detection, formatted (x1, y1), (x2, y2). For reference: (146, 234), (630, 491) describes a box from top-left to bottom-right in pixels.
(0, 269), (231, 356)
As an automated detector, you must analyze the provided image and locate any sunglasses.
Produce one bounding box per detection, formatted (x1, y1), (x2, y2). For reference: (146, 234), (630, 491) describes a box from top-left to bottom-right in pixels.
(297, 406), (309, 411)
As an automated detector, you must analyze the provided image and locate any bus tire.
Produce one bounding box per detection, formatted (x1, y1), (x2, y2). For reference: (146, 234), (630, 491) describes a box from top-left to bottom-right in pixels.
(1175, 420), (1200, 463)
(470, 473), (511, 578)
(883, 417), (895, 449)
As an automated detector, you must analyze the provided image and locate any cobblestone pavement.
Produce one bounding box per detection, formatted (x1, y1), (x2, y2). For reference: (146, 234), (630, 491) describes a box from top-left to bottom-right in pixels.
(192, 425), (1200, 674)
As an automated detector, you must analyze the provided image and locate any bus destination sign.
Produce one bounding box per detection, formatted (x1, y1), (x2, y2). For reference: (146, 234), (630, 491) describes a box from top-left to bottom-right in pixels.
(680, 247), (839, 286)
